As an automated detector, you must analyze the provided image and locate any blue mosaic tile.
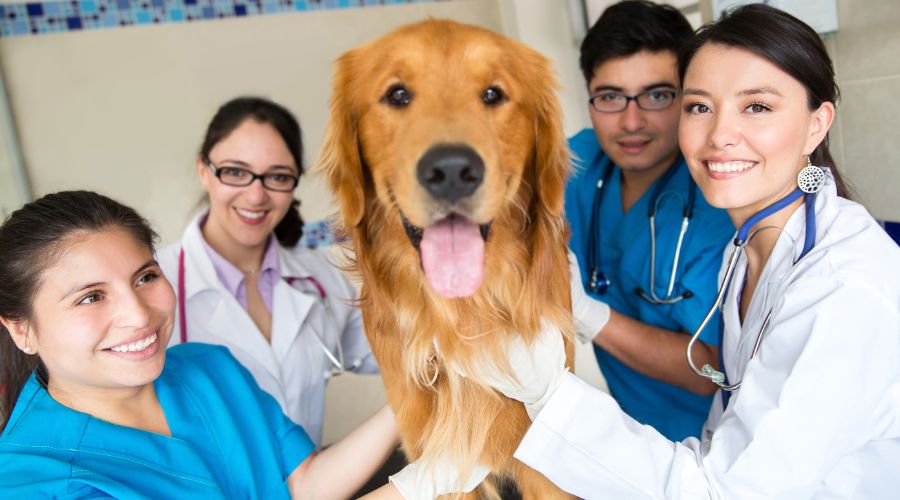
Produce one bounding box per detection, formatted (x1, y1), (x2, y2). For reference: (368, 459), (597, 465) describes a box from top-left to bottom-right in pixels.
(26, 3), (43, 16)
(0, 0), (443, 37)
(299, 220), (344, 249)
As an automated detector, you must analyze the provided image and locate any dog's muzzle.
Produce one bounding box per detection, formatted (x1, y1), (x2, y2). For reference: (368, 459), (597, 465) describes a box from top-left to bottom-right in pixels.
(417, 144), (484, 204)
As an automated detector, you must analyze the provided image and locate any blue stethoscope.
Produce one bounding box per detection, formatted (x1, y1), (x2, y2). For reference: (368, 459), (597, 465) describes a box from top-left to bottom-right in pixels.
(586, 157), (697, 304)
(687, 186), (817, 392)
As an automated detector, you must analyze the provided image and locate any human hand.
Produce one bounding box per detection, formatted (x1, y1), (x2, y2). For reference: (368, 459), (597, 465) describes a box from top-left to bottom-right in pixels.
(569, 250), (611, 344)
(452, 322), (568, 421)
(388, 455), (490, 500)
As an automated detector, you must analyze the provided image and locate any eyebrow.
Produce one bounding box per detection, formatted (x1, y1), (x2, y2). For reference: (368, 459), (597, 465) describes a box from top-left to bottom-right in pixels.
(59, 259), (158, 302)
(591, 81), (677, 94)
(739, 86), (783, 97)
(216, 159), (298, 173)
(682, 88), (710, 97)
(682, 87), (783, 98)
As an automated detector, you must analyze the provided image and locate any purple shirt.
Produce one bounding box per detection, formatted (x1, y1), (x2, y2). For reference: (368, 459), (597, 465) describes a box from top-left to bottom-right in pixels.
(199, 218), (281, 313)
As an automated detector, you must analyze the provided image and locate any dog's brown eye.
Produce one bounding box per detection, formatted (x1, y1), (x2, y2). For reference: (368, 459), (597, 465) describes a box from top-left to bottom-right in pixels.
(383, 85), (411, 107)
(482, 87), (506, 106)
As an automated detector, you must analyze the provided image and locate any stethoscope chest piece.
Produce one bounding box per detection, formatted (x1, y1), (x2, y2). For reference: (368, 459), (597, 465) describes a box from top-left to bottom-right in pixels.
(588, 268), (611, 295)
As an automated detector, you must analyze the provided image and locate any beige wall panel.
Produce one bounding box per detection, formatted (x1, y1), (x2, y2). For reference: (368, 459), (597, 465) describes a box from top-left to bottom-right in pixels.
(0, 0), (503, 246)
(832, 0), (900, 81)
(826, 0), (900, 220)
(500, 0), (591, 138)
(836, 77), (900, 220)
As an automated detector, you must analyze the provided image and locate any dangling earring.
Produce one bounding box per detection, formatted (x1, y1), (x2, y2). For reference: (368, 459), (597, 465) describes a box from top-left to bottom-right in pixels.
(797, 156), (826, 194)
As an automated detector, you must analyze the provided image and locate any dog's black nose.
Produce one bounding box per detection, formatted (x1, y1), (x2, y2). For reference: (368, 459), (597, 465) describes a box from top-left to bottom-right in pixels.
(417, 145), (484, 203)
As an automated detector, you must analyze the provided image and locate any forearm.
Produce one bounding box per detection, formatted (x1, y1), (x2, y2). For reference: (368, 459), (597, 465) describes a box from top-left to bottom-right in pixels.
(594, 310), (718, 395)
(291, 405), (399, 499)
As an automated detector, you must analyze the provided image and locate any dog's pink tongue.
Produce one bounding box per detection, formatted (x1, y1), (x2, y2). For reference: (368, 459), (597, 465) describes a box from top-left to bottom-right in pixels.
(420, 216), (484, 298)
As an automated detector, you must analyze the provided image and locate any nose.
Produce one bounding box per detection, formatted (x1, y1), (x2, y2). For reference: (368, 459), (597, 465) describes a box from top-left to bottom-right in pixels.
(244, 176), (269, 203)
(708, 112), (740, 149)
(417, 144), (484, 203)
(620, 100), (646, 132)
(118, 289), (152, 329)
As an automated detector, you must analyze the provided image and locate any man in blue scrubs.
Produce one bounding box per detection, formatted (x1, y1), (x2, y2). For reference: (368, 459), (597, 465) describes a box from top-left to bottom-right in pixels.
(567, 1), (735, 441)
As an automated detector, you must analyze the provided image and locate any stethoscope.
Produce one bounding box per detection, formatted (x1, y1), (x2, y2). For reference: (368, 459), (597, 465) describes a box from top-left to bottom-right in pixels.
(177, 248), (347, 377)
(585, 157), (697, 304)
(686, 186), (817, 395)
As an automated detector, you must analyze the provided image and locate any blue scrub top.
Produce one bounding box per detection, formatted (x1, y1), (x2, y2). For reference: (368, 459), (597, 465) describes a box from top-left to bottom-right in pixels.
(566, 128), (735, 441)
(0, 343), (315, 498)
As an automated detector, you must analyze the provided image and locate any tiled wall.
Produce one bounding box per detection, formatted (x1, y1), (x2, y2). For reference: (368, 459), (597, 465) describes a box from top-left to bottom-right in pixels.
(819, 0), (900, 226)
(1, 0), (442, 37)
(298, 219), (343, 249)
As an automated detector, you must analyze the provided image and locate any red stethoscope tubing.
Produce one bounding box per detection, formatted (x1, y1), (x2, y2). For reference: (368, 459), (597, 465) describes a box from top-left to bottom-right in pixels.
(177, 248), (326, 343)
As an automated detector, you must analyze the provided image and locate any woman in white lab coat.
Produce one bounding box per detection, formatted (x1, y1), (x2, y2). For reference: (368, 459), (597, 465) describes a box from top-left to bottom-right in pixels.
(158, 97), (378, 446)
(462, 5), (900, 499)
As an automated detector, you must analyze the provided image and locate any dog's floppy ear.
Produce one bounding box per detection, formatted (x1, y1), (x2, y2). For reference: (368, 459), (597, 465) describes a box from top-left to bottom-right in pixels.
(317, 49), (366, 228)
(525, 50), (570, 219)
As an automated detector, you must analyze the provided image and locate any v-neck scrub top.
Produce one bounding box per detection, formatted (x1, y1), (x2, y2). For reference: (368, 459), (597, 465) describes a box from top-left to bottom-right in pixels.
(566, 129), (735, 441)
(0, 343), (314, 498)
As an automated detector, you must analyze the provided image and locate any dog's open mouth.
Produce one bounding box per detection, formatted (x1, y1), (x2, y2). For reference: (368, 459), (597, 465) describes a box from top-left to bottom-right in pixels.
(401, 213), (491, 298)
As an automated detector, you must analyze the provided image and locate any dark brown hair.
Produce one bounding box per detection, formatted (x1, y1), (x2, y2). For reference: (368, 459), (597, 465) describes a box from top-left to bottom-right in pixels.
(0, 191), (156, 431)
(679, 4), (851, 197)
(580, 0), (693, 83)
(200, 97), (306, 246)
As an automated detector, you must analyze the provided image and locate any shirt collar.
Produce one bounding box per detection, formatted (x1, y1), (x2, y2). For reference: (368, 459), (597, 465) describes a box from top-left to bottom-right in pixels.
(197, 213), (281, 297)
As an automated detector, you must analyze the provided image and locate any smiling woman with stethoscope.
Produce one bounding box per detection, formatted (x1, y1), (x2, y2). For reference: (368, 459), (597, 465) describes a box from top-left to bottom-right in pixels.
(460, 5), (900, 498)
(158, 97), (378, 446)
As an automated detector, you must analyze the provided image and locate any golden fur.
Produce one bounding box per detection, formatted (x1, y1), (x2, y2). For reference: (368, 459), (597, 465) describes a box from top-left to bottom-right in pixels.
(318, 20), (575, 499)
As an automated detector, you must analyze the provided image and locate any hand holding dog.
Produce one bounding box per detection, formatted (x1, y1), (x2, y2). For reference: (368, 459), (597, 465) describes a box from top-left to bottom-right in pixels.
(569, 250), (612, 344)
(389, 456), (490, 499)
(451, 323), (569, 421)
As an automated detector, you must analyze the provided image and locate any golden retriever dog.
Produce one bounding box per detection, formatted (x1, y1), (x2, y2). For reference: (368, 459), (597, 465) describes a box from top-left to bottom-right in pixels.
(318, 20), (574, 499)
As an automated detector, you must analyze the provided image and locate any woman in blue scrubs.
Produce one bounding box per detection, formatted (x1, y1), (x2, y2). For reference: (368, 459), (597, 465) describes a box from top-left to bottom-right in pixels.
(0, 191), (477, 499)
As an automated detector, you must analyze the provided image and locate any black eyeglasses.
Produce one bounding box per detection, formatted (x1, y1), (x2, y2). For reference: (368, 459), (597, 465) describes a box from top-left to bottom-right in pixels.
(589, 88), (679, 113)
(205, 159), (299, 192)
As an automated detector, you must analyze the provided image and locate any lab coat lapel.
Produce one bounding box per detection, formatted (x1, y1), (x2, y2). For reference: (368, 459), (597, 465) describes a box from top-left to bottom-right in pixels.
(203, 296), (280, 375)
(182, 219), (281, 380)
(270, 245), (316, 362)
(731, 206), (806, 378)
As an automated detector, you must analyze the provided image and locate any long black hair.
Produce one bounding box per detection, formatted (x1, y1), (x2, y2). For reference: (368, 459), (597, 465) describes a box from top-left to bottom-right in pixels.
(678, 4), (851, 198)
(0, 191), (157, 431)
(199, 96), (306, 247)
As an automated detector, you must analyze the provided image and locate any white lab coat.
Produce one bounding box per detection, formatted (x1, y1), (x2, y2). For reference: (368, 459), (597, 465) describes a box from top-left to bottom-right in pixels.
(515, 174), (900, 499)
(158, 215), (378, 445)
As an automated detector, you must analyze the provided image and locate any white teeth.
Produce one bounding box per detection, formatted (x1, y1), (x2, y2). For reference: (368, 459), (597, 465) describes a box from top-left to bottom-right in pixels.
(708, 161), (755, 173)
(236, 209), (264, 220)
(110, 333), (158, 353)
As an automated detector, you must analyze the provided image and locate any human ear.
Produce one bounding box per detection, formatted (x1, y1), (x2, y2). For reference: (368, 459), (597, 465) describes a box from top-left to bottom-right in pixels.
(1, 317), (35, 354)
(196, 156), (213, 191)
(805, 101), (835, 155)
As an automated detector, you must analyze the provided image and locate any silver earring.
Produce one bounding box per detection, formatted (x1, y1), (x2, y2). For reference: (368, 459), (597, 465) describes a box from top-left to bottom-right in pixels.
(797, 156), (826, 194)
(22, 346), (33, 355)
